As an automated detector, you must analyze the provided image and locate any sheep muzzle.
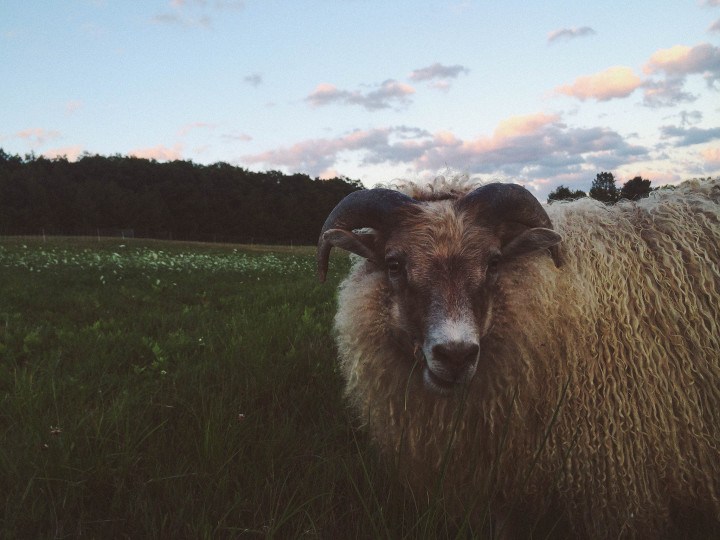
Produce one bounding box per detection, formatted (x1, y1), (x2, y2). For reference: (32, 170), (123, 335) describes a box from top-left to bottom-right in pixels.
(421, 315), (481, 394)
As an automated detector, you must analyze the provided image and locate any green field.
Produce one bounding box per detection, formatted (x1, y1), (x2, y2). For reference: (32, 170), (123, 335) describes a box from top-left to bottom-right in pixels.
(0, 237), (471, 539)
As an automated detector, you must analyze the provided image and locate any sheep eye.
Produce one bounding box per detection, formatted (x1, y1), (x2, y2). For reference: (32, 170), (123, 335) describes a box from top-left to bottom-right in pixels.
(487, 255), (500, 277)
(386, 257), (402, 275)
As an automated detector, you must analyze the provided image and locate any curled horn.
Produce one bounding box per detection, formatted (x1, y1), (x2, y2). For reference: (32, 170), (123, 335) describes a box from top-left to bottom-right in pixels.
(317, 189), (418, 282)
(459, 182), (562, 267)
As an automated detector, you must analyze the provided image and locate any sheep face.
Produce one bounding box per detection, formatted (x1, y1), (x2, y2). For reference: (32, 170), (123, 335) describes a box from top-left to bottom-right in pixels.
(382, 204), (500, 394)
(318, 184), (562, 395)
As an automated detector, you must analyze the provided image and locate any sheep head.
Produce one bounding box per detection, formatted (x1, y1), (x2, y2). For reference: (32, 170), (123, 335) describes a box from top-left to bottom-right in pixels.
(318, 183), (562, 394)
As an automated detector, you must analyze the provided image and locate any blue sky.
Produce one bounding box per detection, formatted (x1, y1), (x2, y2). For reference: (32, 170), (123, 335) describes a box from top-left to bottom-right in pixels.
(2, 0), (719, 199)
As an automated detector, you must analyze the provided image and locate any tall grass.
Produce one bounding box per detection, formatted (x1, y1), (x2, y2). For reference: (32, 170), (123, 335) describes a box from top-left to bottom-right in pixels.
(0, 237), (485, 539)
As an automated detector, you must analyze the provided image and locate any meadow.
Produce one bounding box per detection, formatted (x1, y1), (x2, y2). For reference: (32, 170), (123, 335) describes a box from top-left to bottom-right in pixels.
(0, 237), (470, 539)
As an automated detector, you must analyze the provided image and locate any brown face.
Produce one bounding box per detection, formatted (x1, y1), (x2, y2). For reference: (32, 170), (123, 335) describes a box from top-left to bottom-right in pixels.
(382, 203), (501, 394)
(317, 184), (563, 396)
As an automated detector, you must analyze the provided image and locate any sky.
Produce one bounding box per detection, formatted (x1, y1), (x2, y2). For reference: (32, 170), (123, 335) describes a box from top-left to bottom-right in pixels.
(2, 0), (720, 200)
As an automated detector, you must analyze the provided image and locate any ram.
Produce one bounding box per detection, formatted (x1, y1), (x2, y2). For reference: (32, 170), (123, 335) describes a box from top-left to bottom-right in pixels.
(317, 176), (720, 538)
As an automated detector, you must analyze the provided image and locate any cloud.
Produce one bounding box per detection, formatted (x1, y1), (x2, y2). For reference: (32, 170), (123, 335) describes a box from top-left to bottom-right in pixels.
(617, 168), (680, 187)
(494, 112), (560, 138)
(66, 101), (83, 115)
(428, 81), (452, 92)
(643, 42), (720, 86)
(700, 146), (720, 167)
(214, 1), (244, 9)
(151, 12), (180, 24)
(305, 80), (415, 111)
(418, 123), (647, 174)
(152, 0), (243, 29)
(547, 26), (596, 43)
(152, 11), (212, 28)
(81, 23), (105, 36)
(243, 113), (648, 187)
(554, 66), (642, 101)
(244, 73), (262, 86)
(641, 78), (697, 107)
(679, 110), (703, 126)
(709, 19), (720, 33)
(318, 169), (341, 180)
(14, 128), (61, 146)
(129, 144), (183, 161)
(449, 2), (471, 13)
(44, 146), (84, 161)
(552, 43), (720, 108)
(408, 62), (469, 81)
(243, 128), (396, 174)
(660, 125), (720, 146)
(178, 122), (218, 136)
(305, 83), (350, 107)
(222, 132), (252, 142)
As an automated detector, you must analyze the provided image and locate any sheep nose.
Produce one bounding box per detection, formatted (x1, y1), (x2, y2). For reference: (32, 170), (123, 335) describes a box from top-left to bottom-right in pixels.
(431, 341), (480, 369)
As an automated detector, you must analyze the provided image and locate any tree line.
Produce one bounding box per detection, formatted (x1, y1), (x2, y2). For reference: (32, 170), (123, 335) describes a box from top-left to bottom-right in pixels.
(0, 149), (363, 245)
(547, 172), (653, 204)
(0, 149), (671, 244)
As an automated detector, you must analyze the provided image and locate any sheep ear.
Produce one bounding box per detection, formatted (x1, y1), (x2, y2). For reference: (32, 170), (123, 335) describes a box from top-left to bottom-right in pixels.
(502, 227), (562, 264)
(321, 229), (379, 261)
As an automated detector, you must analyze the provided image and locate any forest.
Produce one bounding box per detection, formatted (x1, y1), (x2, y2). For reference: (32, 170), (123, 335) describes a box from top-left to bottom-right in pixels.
(0, 149), (659, 245)
(0, 149), (362, 245)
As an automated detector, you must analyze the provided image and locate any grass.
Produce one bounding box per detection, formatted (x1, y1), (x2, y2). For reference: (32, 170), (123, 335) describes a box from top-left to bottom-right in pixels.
(0, 237), (477, 539)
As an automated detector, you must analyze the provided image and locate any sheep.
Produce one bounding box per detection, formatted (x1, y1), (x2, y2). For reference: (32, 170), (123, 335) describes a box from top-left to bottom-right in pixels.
(317, 176), (720, 538)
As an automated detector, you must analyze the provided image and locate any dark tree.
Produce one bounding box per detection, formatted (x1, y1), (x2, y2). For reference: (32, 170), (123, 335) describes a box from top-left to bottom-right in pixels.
(620, 176), (652, 201)
(0, 148), (363, 243)
(547, 185), (587, 203)
(589, 172), (620, 204)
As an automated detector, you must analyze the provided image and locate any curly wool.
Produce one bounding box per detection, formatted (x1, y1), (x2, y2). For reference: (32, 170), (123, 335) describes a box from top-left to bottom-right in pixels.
(333, 178), (720, 538)
(377, 170), (483, 201)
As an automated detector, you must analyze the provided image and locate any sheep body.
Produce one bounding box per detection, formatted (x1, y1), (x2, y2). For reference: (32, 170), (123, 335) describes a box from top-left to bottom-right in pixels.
(331, 178), (720, 538)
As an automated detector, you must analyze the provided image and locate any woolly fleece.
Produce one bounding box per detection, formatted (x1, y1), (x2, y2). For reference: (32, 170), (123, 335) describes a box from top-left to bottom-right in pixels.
(332, 178), (720, 538)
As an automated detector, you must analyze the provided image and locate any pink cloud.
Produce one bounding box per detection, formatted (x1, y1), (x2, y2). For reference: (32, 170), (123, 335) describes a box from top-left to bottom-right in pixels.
(306, 83), (344, 107)
(700, 146), (720, 167)
(14, 128), (61, 145)
(222, 132), (252, 142)
(644, 45), (695, 73)
(243, 113), (648, 189)
(433, 130), (459, 146)
(429, 81), (451, 92)
(305, 80), (415, 110)
(178, 122), (218, 136)
(618, 168), (681, 187)
(638, 42), (720, 106)
(318, 169), (341, 180)
(494, 112), (560, 139)
(417, 113), (561, 164)
(129, 144), (183, 161)
(66, 101), (82, 115)
(44, 145), (84, 161)
(244, 128), (393, 172)
(554, 66), (642, 101)
(643, 42), (720, 83)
